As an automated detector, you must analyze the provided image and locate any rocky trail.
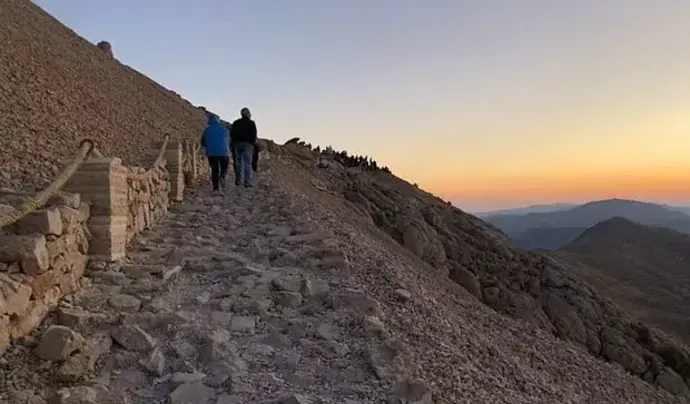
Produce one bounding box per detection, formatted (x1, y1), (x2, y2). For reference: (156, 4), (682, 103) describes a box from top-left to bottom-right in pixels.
(0, 180), (396, 404)
(1, 155), (687, 404)
(3, 1), (689, 402)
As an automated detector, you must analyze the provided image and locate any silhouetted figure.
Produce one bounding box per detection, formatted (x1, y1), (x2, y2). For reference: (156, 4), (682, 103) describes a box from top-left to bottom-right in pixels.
(231, 107), (258, 187)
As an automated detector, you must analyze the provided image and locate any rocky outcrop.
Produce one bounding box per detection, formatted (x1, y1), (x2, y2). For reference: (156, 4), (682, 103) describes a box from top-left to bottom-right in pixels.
(95, 41), (113, 58)
(278, 141), (690, 397)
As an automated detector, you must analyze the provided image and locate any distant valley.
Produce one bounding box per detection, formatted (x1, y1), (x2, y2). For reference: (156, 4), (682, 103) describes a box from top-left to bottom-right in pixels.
(482, 198), (690, 250)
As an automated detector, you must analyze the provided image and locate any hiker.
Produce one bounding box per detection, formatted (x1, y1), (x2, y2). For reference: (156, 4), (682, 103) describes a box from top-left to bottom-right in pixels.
(200, 114), (230, 192)
(230, 107), (258, 187)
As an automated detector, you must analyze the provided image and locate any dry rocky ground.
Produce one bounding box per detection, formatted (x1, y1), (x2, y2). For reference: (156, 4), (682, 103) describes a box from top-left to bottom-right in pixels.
(1, 0), (689, 402)
(0, 158), (685, 404)
(276, 143), (690, 398)
(0, 0), (206, 192)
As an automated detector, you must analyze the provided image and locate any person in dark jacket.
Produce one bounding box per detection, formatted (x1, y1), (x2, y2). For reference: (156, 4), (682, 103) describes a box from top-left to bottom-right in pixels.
(200, 114), (230, 192)
(230, 107), (258, 187)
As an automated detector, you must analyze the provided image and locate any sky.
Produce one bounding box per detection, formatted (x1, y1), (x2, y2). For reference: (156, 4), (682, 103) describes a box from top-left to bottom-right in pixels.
(35, 0), (690, 212)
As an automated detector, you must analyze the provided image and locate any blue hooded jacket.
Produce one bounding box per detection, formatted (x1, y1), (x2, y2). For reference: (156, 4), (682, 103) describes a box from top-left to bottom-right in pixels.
(201, 115), (230, 157)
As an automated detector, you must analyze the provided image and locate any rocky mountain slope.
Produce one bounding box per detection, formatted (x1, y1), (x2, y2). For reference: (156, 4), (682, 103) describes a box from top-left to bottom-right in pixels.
(274, 143), (690, 398)
(1, 163), (684, 404)
(0, 0), (207, 192)
(551, 217), (690, 346)
(1, 0), (689, 401)
(262, 145), (690, 399)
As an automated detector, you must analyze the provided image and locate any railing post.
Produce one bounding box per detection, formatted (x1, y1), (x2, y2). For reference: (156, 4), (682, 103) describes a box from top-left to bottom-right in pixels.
(64, 157), (128, 261)
(164, 140), (184, 202)
(192, 146), (198, 182)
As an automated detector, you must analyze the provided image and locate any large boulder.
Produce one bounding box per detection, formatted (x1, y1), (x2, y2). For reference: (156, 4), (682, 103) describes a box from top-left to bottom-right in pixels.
(96, 41), (113, 58)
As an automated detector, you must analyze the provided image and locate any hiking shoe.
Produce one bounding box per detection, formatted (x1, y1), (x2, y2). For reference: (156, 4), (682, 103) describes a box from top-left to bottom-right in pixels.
(219, 177), (226, 189)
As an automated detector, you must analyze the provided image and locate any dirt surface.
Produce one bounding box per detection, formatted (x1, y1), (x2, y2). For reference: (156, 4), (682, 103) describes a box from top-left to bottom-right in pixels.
(0, 159), (685, 403)
(1, 0), (689, 402)
(0, 0), (206, 192)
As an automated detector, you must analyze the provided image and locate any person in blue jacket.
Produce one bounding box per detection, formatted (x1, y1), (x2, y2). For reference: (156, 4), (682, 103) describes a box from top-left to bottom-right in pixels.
(200, 113), (230, 192)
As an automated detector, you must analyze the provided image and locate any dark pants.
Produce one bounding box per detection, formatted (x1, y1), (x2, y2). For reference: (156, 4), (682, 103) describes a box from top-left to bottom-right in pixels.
(207, 156), (229, 191)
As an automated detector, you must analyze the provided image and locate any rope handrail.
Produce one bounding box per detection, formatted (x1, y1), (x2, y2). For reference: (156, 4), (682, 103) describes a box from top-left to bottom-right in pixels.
(126, 134), (171, 181)
(0, 139), (96, 229)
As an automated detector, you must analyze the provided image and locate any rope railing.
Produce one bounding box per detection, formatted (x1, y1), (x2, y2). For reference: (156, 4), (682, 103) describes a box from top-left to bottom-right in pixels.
(126, 134), (170, 181)
(0, 139), (96, 229)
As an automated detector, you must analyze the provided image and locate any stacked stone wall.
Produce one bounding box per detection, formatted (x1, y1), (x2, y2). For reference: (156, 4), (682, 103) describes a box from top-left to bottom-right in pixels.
(0, 191), (90, 352)
(0, 138), (194, 352)
(125, 166), (170, 243)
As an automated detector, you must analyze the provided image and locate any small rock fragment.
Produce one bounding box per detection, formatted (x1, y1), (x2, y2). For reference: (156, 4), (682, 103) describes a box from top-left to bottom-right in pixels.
(216, 394), (242, 404)
(316, 323), (339, 341)
(394, 289), (412, 301)
(139, 346), (166, 376)
(272, 276), (303, 293)
(47, 386), (98, 404)
(274, 291), (303, 308)
(111, 324), (156, 352)
(302, 279), (330, 297)
(230, 316), (256, 334)
(196, 291), (211, 305)
(278, 394), (311, 404)
(58, 333), (112, 382)
(169, 382), (216, 404)
(108, 294), (141, 313)
(35, 325), (86, 361)
(391, 379), (433, 404)
(171, 371), (206, 384)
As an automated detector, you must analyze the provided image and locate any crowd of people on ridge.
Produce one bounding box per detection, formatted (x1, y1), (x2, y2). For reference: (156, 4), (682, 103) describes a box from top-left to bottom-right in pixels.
(295, 141), (391, 173)
(199, 107), (392, 193)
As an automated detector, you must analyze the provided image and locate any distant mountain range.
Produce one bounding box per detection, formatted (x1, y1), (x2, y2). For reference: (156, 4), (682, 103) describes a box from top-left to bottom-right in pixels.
(475, 203), (577, 217)
(549, 217), (690, 345)
(483, 198), (690, 250)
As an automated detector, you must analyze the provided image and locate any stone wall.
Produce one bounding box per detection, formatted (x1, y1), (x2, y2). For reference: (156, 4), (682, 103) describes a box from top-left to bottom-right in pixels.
(0, 191), (90, 353)
(125, 166), (170, 243)
(0, 139), (190, 353)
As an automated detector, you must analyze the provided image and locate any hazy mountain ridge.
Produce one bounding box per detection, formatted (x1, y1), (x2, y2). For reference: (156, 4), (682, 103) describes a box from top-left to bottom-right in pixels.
(475, 203), (576, 217)
(485, 198), (690, 250)
(550, 216), (690, 347)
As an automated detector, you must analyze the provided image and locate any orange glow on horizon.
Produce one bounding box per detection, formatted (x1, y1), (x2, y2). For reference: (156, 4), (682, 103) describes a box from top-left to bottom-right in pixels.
(418, 168), (690, 208)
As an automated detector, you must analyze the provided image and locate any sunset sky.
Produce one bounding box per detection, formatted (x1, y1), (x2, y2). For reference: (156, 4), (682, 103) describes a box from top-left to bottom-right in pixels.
(35, 0), (690, 212)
